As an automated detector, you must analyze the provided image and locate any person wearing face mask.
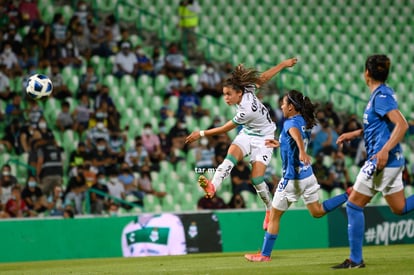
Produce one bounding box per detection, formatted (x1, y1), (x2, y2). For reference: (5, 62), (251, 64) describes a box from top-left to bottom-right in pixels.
(37, 117), (55, 141)
(86, 118), (110, 149)
(197, 62), (223, 98)
(4, 185), (33, 218)
(106, 169), (126, 204)
(113, 42), (139, 78)
(0, 42), (21, 77)
(47, 185), (65, 216)
(141, 123), (163, 170)
(0, 164), (18, 210)
(21, 175), (48, 215)
(48, 63), (72, 99)
(36, 139), (64, 197)
(91, 138), (116, 175)
(73, 93), (94, 136)
(167, 119), (190, 152)
(89, 172), (110, 214)
(195, 137), (215, 170)
(135, 46), (154, 77)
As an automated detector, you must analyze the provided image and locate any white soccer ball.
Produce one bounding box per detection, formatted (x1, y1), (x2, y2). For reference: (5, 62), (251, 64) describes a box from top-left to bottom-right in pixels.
(26, 74), (53, 100)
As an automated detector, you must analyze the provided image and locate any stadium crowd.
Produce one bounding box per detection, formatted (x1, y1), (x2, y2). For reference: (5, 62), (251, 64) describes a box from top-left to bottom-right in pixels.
(0, 0), (413, 218)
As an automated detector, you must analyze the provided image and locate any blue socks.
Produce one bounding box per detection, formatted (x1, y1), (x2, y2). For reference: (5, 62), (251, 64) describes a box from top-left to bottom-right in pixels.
(322, 193), (348, 212)
(261, 232), (278, 257)
(346, 201), (364, 264)
(402, 195), (414, 215)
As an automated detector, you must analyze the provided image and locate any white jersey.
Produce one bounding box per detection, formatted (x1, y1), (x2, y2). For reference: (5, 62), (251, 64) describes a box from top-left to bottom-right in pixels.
(121, 213), (187, 257)
(232, 84), (276, 136)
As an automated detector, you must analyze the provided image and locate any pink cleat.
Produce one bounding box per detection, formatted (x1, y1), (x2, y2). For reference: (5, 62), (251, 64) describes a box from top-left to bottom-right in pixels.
(198, 175), (216, 198)
(263, 210), (270, 230)
(244, 252), (271, 262)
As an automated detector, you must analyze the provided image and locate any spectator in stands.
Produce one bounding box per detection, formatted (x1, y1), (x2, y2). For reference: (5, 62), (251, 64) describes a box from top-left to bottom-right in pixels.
(118, 162), (143, 207)
(56, 100), (74, 132)
(79, 65), (101, 98)
(167, 118), (190, 152)
(18, 0), (43, 28)
(71, 19), (91, 60)
(137, 164), (166, 198)
(94, 84), (116, 111)
(4, 185), (34, 218)
(113, 42), (138, 78)
(341, 114), (363, 159)
(73, 93), (93, 135)
(178, 0), (201, 58)
(51, 13), (69, 48)
(0, 63), (11, 100)
(135, 45), (155, 77)
(36, 139), (64, 196)
(141, 123), (163, 170)
(26, 128), (42, 176)
(197, 195), (227, 210)
(312, 152), (335, 193)
(157, 121), (173, 161)
(311, 114), (338, 157)
(108, 129), (127, 163)
(152, 46), (165, 75)
(177, 83), (208, 119)
(37, 116), (55, 141)
(117, 27), (132, 50)
(230, 160), (255, 195)
(74, 0), (90, 27)
(194, 137), (216, 170)
(330, 151), (351, 191)
(65, 165), (87, 214)
(0, 164), (18, 210)
(26, 99), (43, 125)
(197, 62), (222, 98)
(166, 71), (187, 96)
(106, 169), (126, 204)
(90, 172), (110, 214)
(0, 119), (23, 154)
(63, 207), (75, 218)
(90, 137), (116, 175)
(69, 141), (90, 171)
(38, 24), (53, 68)
(323, 101), (342, 134)
(49, 63), (72, 99)
(214, 133), (231, 165)
(19, 121), (37, 154)
(89, 24), (112, 58)
(160, 94), (175, 120)
(21, 175), (48, 215)
(47, 185), (65, 216)
(103, 14), (120, 52)
(0, 42), (22, 77)
(164, 42), (194, 77)
(228, 193), (246, 209)
(5, 93), (25, 124)
(21, 26), (42, 69)
(86, 118), (110, 149)
(124, 136), (151, 170)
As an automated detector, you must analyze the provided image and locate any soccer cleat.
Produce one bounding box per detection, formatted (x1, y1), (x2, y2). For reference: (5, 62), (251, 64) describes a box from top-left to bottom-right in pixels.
(331, 259), (365, 269)
(244, 252), (271, 262)
(198, 175), (216, 198)
(263, 210), (270, 230)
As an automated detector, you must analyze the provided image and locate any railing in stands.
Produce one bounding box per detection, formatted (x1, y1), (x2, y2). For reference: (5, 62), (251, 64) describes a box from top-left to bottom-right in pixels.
(84, 187), (142, 215)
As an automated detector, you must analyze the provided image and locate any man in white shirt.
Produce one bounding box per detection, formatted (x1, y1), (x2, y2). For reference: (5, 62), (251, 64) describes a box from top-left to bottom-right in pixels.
(113, 42), (138, 78)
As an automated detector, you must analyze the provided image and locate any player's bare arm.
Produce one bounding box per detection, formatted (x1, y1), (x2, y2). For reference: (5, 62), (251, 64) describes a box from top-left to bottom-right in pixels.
(185, 120), (237, 144)
(265, 139), (280, 148)
(289, 127), (311, 165)
(257, 58), (298, 87)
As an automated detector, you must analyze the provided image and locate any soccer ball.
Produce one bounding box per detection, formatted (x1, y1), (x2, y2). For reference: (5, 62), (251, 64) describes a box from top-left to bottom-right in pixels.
(26, 74), (53, 100)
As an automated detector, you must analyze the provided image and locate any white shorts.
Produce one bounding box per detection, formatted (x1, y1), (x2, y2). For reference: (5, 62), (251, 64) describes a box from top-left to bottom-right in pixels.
(272, 175), (320, 211)
(232, 132), (274, 166)
(353, 160), (404, 197)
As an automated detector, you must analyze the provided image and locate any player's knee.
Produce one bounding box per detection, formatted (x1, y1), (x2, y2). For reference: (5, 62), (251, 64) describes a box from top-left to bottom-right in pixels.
(390, 206), (404, 216)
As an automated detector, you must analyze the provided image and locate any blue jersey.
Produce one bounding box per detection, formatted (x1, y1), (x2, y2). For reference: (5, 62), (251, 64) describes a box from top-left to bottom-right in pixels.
(279, 115), (313, 180)
(363, 84), (404, 167)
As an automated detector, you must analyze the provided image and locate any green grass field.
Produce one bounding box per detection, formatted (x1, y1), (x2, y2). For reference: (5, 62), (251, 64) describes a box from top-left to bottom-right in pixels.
(1, 244), (414, 275)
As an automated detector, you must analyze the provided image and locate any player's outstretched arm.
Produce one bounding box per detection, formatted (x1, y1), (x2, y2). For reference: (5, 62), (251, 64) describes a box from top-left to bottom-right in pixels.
(185, 120), (237, 144)
(258, 58), (298, 87)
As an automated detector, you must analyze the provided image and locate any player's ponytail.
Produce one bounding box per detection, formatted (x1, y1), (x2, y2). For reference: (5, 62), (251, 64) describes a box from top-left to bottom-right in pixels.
(223, 64), (262, 92)
(286, 90), (317, 129)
